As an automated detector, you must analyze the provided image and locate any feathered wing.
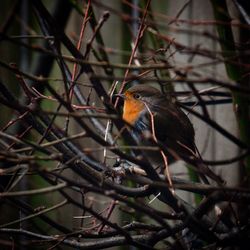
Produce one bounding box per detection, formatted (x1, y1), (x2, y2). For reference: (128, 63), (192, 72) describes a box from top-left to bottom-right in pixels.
(153, 102), (196, 159)
(152, 102), (224, 184)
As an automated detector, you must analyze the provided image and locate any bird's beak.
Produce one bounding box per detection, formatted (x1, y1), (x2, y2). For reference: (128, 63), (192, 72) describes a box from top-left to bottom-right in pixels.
(113, 93), (126, 99)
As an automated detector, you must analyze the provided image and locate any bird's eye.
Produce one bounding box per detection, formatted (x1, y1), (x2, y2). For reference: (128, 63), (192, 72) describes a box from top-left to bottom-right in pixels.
(133, 93), (141, 99)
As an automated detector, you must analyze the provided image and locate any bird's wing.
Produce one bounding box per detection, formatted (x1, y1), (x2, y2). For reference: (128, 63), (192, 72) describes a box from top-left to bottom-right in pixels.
(154, 103), (224, 184)
(152, 103), (196, 154)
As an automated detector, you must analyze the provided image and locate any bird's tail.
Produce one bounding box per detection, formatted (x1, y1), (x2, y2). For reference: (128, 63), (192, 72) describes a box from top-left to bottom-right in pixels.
(193, 144), (225, 185)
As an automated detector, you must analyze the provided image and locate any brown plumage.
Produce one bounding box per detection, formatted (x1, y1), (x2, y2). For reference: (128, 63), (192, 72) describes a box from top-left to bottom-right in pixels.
(120, 84), (223, 184)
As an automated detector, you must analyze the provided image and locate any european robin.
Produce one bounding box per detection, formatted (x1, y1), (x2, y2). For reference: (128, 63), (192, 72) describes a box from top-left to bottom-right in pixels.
(119, 84), (223, 184)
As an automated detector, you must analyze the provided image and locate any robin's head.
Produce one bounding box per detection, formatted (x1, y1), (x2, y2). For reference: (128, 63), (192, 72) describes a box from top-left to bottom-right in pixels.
(119, 85), (161, 125)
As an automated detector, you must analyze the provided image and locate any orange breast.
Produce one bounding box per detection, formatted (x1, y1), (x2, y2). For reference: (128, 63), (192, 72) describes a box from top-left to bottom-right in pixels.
(122, 97), (145, 125)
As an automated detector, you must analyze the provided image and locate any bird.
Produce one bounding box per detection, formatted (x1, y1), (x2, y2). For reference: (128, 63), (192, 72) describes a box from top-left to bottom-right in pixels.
(118, 84), (223, 184)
